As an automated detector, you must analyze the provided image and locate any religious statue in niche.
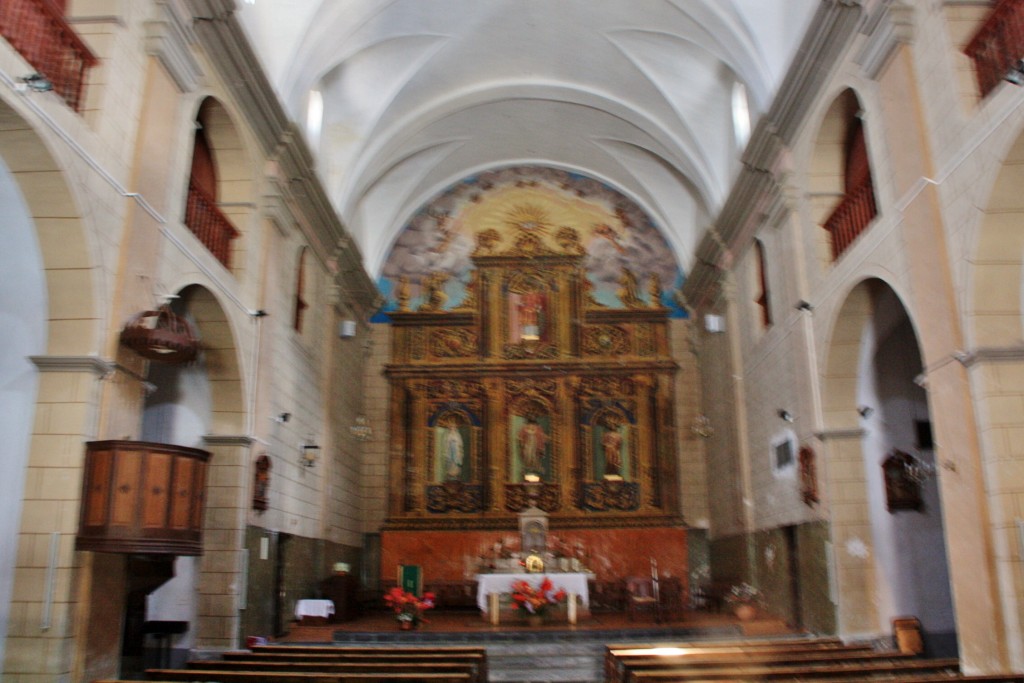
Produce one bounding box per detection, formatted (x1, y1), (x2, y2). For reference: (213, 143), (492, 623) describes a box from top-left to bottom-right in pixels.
(799, 446), (819, 506)
(433, 413), (472, 482)
(252, 453), (271, 511)
(512, 410), (551, 481)
(510, 290), (547, 342)
(594, 413), (630, 480)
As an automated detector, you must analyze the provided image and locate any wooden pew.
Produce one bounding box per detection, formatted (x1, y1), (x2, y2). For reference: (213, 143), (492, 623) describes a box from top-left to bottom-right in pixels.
(605, 639), (873, 683)
(182, 660), (476, 679)
(142, 671), (472, 683)
(236, 644), (487, 683)
(219, 651), (487, 683)
(250, 645), (484, 655)
(624, 657), (963, 682)
(612, 648), (918, 674)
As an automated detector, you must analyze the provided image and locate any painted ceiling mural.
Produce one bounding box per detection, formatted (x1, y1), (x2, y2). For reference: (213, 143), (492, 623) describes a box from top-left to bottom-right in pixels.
(374, 165), (685, 319)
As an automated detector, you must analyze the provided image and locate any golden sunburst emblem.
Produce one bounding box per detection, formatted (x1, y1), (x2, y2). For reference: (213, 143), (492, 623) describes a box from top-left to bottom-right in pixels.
(504, 203), (551, 234)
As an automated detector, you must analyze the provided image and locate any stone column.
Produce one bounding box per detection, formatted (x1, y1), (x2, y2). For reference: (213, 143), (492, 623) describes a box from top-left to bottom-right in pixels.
(196, 435), (254, 650)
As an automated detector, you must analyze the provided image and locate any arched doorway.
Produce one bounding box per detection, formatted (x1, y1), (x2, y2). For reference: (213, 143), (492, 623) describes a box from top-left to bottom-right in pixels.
(824, 278), (957, 654)
(123, 284), (243, 671)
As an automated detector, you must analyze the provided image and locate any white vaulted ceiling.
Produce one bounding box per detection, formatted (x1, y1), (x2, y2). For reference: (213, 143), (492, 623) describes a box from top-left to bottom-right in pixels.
(237, 0), (817, 278)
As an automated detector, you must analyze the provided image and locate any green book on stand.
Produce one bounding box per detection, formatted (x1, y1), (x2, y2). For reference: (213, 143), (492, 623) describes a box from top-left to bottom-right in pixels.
(398, 564), (422, 596)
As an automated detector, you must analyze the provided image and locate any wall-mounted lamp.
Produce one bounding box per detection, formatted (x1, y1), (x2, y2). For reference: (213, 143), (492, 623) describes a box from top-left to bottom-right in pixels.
(301, 439), (320, 468)
(273, 412), (291, 423)
(795, 300), (814, 312)
(350, 415), (373, 442)
(1005, 59), (1024, 86)
(857, 405), (874, 419)
(778, 409), (794, 422)
(19, 74), (53, 93)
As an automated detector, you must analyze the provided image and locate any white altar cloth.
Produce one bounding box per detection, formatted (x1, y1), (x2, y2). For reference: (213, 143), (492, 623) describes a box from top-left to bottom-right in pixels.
(475, 573), (592, 612)
(295, 599), (334, 620)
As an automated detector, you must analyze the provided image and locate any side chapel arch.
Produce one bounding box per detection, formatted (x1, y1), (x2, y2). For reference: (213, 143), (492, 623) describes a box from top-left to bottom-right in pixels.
(969, 125), (1024, 347)
(0, 98), (97, 671)
(821, 278), (956, 647)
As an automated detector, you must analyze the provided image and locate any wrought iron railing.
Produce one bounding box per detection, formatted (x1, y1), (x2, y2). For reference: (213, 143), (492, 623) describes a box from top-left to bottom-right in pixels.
(0, 0), (97, 111)
(823, 179), (876, 260)
(185, 178), (239, 269)
(964, 0), (1024, 98)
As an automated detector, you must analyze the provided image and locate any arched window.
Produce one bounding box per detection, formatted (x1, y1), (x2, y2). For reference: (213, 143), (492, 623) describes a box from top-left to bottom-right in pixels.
(184, 99), (240, 269)
(732, 81), (751, 149)
(815, 89), (877, 261)
(293, 248), (309, 333)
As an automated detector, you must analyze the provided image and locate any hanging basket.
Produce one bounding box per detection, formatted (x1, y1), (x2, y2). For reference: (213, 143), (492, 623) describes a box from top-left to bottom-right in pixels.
(120, 305), (199, 364)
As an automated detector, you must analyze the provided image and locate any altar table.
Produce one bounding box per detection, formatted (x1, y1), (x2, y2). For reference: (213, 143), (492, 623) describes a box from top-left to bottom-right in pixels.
(475, 573), (592, 625)
(294, 599), (334, 622)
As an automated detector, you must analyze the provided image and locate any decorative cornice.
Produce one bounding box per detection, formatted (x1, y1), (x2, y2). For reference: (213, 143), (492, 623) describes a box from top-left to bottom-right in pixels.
(957, 345), (1024, 367)
(30, 355), (115, 376)
(185, 2), (380, 313)
(381, 514), (688, 532)
(813, 428), (865, 441)
(145, 0), (204, 93)
(260, 180), (295, 236)
(682, 0), (865, 313)
(856, 1), (915, 80)
(203, 434), (256, 447)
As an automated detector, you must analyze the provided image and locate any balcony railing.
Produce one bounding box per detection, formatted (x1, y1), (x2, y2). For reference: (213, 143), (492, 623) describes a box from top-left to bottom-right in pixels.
(0, 0), (97, 112)
(964, 0), (1024, 98)
(824, 179), (877, 261)
(185, 177), (239, 269)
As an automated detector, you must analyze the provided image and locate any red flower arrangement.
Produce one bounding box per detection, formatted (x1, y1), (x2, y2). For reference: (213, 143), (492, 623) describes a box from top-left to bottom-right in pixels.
(510, 577), (566, 616)
(384, 587), (435, 625)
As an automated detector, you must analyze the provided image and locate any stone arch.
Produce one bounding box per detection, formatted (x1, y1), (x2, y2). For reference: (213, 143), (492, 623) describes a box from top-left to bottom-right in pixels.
(0, 100), (97, 354)
(807, 87), (876, 266)
(187, 96), (256, 274)
(139, 283), (245, 656)
(821, 278), (956, 649)
(968, 128), (1024, 347)
(0, 99), (97, 667)
(177, 284), (245, 434)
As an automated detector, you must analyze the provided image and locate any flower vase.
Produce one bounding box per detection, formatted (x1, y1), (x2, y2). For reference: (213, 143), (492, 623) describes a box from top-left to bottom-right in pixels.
(527, 614), (544, 628)
(399, 619), (415, 630)
(734, 603), (757, 622)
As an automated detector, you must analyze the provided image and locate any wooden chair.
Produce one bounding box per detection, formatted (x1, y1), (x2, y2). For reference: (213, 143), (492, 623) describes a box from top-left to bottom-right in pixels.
(625, 576), (661, 622)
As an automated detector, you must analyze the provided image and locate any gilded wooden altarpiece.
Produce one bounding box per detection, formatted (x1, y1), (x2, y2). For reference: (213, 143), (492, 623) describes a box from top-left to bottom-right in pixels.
(384, 220), (682, 531)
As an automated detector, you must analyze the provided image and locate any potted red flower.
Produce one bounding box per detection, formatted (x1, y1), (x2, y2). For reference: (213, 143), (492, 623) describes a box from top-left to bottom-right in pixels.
(384, 587), (435, 629)
(510, 577), (566, 625)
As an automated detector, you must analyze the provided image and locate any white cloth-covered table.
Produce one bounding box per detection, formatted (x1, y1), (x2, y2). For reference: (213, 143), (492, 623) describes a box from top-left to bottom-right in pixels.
(475, 573), (592, 624)
(295, 599), (334, 620)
